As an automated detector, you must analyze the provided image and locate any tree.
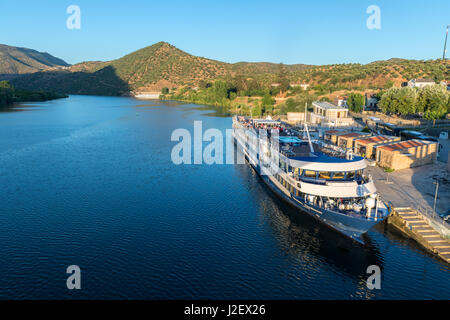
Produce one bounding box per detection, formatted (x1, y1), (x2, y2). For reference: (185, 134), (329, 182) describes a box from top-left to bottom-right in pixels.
(276, 63), (290, 93)
(416, 85), (448, 119)
(347, 93), (365, 113)
(261, 93), (275, 106)
(232, 74), (248, 92)
(384, 79), (394, 89)
(198, 80), (212, 89)
(395, 87), (416, 116)
(0, 81), (14, 107)
(161, 87), (169, 94)
(379, 87), (416, 115)
(379, 88), (397, 114)
(379, 85), (449, 119)
(0, 81), (13, 89)
(251, 102), (262, 117)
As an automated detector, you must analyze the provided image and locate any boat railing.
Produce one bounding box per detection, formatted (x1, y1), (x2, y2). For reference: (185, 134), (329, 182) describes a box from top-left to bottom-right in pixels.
(286, 172), (372, 186)
(294, 195), (384, 221)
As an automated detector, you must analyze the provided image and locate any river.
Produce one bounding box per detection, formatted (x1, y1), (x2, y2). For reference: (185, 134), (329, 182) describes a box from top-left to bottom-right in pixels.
(0, 95), (448, 299)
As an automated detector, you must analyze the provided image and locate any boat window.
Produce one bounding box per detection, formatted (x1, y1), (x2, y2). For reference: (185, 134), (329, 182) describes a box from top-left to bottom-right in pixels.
(293, 167), (299, 177)
(356, 170), (363, 179)
(319, 171), (331, 179)
(333, 172), (345, 179)
(304, 170), (316, 178)
(346, 171), (355, 180)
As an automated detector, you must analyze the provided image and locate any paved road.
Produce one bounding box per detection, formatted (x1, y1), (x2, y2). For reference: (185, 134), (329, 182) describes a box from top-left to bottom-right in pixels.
(366, 162), (450, 217)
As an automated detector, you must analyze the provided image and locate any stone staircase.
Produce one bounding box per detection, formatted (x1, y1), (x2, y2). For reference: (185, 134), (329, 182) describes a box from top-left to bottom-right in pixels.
(395, 208), (450, 264)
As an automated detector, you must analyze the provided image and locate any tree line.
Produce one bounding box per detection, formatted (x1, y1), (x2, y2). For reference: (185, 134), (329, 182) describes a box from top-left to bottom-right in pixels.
(0, 81), (68, 108)
(379, 85), (450, 120)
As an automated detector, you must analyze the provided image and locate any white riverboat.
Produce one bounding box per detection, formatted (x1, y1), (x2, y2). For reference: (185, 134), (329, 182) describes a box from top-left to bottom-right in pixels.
(232, 116), (390, 244)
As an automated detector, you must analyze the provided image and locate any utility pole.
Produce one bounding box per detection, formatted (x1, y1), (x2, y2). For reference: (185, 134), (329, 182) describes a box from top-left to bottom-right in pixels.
(444, 25), (449, 60)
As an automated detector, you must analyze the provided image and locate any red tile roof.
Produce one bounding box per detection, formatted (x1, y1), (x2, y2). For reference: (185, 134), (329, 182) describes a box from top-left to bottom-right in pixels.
(377, 140), (432, 152)
(339, 132), (367, 138)
(325, 130), (342, 135)
(356, 135), (392, 145)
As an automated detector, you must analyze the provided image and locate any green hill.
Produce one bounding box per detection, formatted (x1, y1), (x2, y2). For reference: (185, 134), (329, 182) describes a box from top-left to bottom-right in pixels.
(297, 59), (449, 91)
(108, 42), (230, 89)
(0, 44), (69, 75)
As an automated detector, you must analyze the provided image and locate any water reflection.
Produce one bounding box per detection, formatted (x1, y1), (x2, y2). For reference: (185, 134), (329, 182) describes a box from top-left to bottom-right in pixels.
(234, 164), (384, 279)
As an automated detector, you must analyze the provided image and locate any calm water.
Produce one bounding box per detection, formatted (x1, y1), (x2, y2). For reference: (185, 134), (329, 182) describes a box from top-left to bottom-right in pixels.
(0, 95), (448, 299)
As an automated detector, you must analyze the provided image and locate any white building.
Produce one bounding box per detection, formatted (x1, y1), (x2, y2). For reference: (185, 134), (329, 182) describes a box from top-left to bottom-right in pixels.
(290, 83), (310, 90)
(300, 83), (310, 90)
(408, 78), (435, 88)
(334, 96), (347, 107)
(310, 101), (354, 127)
(440, 80), (450, 91)
(286, 112), (305, 124)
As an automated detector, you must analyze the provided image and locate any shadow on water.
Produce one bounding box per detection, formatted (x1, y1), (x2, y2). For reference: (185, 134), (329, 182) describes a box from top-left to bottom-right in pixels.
(158, 101), (233, 118)
(235, 163), (384, 278)
(190, 105), (233, 118)
(0, 105), (32, 113)
(130, 99), (231, 118)
(8, 65), (131, 97)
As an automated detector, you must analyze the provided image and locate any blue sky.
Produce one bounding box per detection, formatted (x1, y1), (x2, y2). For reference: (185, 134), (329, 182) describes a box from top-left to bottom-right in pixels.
(1, 0), (449, 65)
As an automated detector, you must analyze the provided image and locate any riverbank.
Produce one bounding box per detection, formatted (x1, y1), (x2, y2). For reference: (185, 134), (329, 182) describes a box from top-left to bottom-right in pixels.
(0, 80), (68, 108)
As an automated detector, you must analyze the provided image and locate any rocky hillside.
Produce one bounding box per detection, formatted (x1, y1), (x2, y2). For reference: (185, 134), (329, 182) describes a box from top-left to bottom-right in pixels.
(0, 44), (69, 74)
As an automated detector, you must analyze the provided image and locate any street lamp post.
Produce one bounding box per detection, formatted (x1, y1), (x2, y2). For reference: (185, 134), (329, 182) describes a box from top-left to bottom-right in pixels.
(433, 179), (440, 213)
